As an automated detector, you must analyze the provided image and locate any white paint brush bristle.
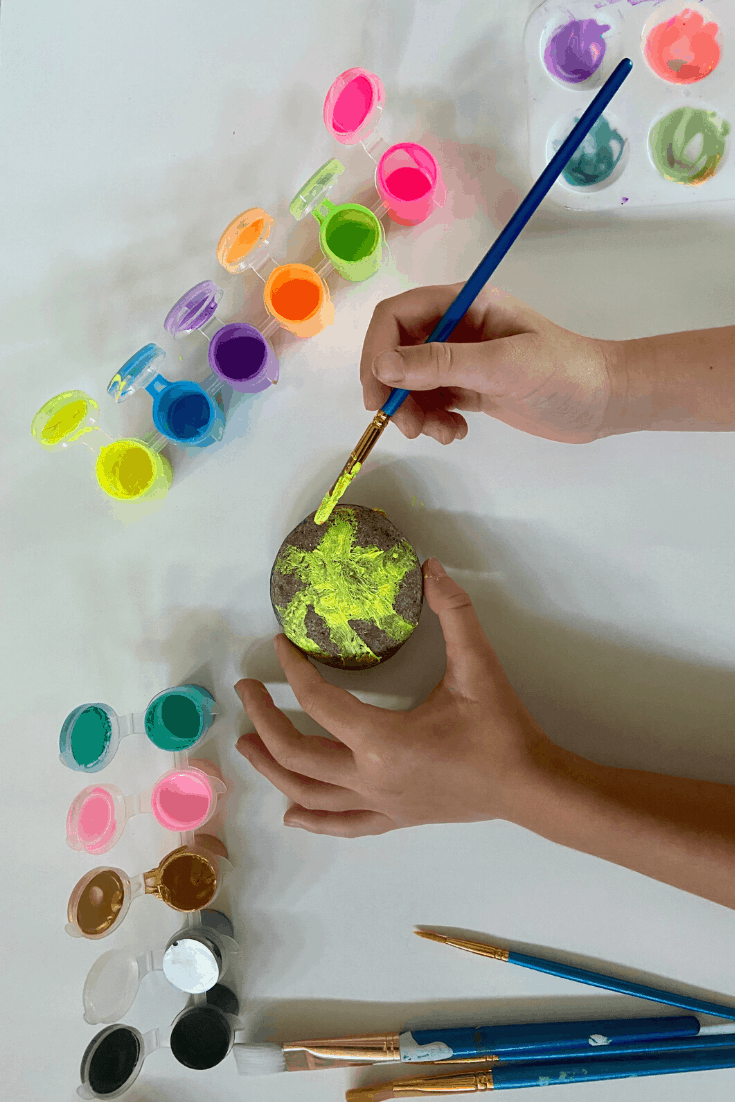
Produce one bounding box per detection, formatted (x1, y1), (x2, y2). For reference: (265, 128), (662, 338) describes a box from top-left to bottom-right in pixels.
(233, 1042), (287, 1075)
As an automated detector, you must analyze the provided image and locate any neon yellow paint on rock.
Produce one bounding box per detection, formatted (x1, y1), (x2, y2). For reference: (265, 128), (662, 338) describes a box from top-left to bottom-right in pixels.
(275, 506), (416, 666)
(314, 462), (361, 525)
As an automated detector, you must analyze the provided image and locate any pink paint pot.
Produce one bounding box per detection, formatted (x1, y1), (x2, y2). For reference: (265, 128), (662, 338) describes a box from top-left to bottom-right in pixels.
(67, 785), (128, 855)
(150, 761), (227, 833)
(376, 142), (446, 226)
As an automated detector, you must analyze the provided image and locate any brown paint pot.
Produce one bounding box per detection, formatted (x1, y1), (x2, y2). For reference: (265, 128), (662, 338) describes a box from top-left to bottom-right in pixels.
(67, 840), (229, 939)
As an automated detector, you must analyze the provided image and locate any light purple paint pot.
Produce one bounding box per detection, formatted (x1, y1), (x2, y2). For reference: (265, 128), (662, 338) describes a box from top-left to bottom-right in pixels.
(208, 322), (277, 395)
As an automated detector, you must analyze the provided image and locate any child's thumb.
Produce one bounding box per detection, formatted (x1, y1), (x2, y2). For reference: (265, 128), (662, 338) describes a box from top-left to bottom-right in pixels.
(372, 342), (494, 393)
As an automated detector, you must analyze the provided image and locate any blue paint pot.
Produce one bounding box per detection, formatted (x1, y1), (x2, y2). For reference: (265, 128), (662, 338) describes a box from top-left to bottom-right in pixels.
(108, 344), (225, 449)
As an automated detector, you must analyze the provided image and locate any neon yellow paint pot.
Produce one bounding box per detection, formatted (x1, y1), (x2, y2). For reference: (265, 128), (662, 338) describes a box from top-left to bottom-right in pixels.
(31, 390), (99, 449)
(95, 440), (172, 502)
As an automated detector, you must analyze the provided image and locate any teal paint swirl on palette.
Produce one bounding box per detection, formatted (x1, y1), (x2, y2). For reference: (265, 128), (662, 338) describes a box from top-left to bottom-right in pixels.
(554, 115), (625, 187)
(649, 107), (730, 185)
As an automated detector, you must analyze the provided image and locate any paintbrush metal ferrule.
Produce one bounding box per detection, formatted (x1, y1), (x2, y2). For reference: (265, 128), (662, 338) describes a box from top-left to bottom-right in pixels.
(284, 1034), (401, 1068)
(346, 1071), (494, 1100)
(415, 931), (509, 962)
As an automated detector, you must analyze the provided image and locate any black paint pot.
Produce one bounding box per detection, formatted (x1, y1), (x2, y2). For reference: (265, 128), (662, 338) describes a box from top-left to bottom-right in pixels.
(170, 983), (240, 1070)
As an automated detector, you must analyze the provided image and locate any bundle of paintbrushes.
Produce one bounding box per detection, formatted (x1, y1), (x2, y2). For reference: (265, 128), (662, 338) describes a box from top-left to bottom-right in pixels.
(233, 928), (735, 1096)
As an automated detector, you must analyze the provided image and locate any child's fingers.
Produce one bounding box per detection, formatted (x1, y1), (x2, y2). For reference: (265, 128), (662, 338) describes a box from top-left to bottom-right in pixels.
(283, 806), (396, 837)
(236, 733), (363, 812)
(234, 678), (356, 784)
(421, 559), (501, 694)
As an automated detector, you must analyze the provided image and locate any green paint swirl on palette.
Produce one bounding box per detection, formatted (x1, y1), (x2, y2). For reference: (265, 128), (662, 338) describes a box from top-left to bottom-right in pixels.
(649, 107), (730, 185)
(556, 115), (625, 187)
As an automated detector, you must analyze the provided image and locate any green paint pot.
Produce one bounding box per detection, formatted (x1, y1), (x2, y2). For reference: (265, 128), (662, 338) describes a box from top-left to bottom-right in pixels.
(290, 158), (383, 283)
(144, 685), (216, 751)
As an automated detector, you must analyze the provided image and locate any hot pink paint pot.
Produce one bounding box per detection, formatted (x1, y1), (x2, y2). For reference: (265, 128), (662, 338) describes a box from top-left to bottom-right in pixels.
(376, 142), (445, 226)
(150, 762), (226, 833)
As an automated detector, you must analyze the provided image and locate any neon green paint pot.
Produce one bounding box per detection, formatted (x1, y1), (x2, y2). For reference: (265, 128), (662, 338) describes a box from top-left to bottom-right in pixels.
(144, 685), (216, 751)
(270, 504), (423, 669)
(290, 158), (383, 283)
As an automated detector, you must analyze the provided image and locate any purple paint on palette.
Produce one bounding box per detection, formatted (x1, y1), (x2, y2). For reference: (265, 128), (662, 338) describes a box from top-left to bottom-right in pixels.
(544, 19), (611, 82)
(621, 197), (629, 204)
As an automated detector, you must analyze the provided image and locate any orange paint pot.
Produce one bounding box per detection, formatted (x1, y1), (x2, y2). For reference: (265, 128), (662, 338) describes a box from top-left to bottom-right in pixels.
(264, 263), (334, 338)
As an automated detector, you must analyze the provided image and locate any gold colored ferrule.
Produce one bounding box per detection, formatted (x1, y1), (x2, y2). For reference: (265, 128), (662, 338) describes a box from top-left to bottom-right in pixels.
(285, 1033), (401, 1067)
(352, 409), (390, 466)
(414, 931), (509, 962)
(346, 1070), (494, 1100)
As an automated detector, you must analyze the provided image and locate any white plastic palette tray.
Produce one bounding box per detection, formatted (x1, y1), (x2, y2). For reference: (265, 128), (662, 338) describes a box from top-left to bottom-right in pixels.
(524, 0), (734, 210)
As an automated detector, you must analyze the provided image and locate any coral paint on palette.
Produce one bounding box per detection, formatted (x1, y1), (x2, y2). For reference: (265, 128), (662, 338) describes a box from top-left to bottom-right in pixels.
(544, 19), (611, 82)
(649, 107), (730, 184)
(555, 115), (626, 186)
(644, 9), (720, 84)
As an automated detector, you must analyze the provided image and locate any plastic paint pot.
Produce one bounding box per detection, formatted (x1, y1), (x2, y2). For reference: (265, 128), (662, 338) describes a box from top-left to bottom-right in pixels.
(67, 841), (230, 939)
(290, 158), (384, 282)
(164, 280), (279, 392)
(59, 685), (217, 773)
(67, 760), (228, 853)
(78, 1023), (151, 1099)
(82, 911), (239, 1024)
(216, 208), (335, 337)
(31, 390), (173, 503)
(375, 141), (445, 226)
(170, 984), (240, 1070)
(108, 344), (225, 448)
(323, 67), (446, 226)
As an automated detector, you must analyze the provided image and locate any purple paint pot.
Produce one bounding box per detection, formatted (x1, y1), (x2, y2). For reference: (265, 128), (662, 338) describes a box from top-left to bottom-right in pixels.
(208, 322), (278, 395)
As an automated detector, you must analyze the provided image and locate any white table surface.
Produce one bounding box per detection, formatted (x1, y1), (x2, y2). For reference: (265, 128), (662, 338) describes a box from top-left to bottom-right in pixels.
(2, 2), (735, 1100)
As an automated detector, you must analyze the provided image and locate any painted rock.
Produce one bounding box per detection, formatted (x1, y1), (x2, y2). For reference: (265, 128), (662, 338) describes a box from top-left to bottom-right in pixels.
(270, 504), (423, 669)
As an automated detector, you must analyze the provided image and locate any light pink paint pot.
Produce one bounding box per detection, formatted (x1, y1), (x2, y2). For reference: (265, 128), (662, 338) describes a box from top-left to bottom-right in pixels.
(150, 761), (227, 833)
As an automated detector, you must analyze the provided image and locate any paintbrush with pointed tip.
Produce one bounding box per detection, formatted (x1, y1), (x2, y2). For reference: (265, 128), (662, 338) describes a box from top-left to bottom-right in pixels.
(313, 57), (633, 526)
(414, 930), (735, 1021)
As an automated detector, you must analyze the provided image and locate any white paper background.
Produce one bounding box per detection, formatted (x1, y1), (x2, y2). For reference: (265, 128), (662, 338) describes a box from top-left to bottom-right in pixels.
(2, 2), (734, 1100)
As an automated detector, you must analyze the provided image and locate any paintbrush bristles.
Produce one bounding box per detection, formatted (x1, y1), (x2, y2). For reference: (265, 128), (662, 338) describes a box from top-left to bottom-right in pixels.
(414, 930), (449, 944)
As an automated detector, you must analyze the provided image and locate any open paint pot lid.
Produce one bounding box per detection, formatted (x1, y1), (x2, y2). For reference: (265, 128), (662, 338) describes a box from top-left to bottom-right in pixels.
(108, 343), (166, 401)
(164, 281), (224, 338)
(31, 390), (100, 450)
(78, 1024), (158, 1099)
(60, 703), (121, 773)
(66, 784), (129, 854)
(289, 158), (346, 221)
(323, 67), (384, 145)
(67, 866), (132, 940)
(83, 948), (161, 1024)
(216, 207), (274, 273)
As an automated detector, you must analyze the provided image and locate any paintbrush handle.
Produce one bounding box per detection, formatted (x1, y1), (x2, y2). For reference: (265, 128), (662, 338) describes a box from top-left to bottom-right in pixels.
(508, 949), (735, 1022)
(492, 1047), (735, 1089)
(380, 57), (632, 420)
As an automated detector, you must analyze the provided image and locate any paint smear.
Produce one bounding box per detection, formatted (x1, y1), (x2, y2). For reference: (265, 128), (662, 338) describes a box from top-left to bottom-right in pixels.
(315, 462), (361, 525)
(555, 114), (625, 186)
(78, 787), (115, 847)
(71, 705), (112, 768)
(332, 75), (374, 134)
(644, 9), (720, 84)
(153, 771), (212, 831)
(75, 869), (125, 936)
(385, 166), (432, 201)
(41, 399), (87, 445)
(87, 1027), (140, 1095)
(544, 19), (611, 83)
(649, 107), (729, 184)
(274, 505), (416, 665)
(270, 278), (321, 321)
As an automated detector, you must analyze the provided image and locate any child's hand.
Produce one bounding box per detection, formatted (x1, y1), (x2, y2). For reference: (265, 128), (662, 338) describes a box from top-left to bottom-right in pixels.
(234, 559), (549, 836)
(360, 284), (618, 445)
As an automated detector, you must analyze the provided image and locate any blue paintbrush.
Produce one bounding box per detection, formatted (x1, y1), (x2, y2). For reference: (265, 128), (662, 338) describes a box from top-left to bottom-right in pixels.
(314, 56), (633, 524)
(346, 1046), (735, 1098)
(415, 930), (735, 1021)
